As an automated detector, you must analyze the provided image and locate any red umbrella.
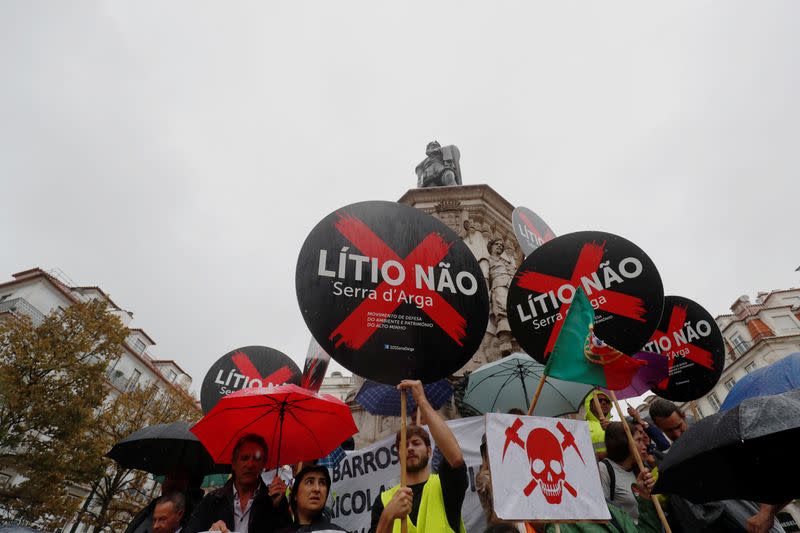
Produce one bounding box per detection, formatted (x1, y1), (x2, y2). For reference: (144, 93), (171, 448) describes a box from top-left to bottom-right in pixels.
(190, 383), (357, 470)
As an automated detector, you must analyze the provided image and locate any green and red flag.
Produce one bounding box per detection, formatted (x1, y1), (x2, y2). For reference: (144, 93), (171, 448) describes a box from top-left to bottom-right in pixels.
(544, 287), (646, 390)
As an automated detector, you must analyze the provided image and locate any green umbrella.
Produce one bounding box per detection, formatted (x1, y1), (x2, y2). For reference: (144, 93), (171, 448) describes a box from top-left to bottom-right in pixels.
(461, 353), (593, 415)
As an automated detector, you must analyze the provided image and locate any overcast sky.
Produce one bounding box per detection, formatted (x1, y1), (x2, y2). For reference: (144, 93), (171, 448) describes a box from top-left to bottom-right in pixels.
(1, 2), (797, 395)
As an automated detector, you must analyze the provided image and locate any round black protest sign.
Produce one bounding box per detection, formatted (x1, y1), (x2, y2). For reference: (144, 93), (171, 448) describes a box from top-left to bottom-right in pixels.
(646, 296), (725, 402)
(295, 201), (489, 385)
(200, 346), (302, 413)
(511, 206), (556, 257)
(508, 231), (664, 364)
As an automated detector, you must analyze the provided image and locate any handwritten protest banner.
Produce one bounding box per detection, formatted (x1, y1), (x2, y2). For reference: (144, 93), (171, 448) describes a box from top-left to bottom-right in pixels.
(329, 417), (486, 533)
(486, 413), (610, 522)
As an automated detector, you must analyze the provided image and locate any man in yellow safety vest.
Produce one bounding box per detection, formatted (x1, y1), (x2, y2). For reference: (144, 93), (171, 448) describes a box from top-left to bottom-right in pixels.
(369, 380), (467, 533)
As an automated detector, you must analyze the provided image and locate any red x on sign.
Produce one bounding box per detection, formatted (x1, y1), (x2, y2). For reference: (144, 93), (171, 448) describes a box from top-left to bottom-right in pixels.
(651, 304), (714, 389)
(328, 213), (467, 349)
(515, 241), (648, 358)
(519, 210), (555, 244)
(231, 351), (295, 386)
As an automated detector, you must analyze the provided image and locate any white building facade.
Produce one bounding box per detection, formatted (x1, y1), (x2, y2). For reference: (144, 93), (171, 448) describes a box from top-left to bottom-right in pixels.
(319, 370), (357, 402)
(0, 267), (196, 529)
(681, 288), (800, 531)
(690, 288), (800, 417)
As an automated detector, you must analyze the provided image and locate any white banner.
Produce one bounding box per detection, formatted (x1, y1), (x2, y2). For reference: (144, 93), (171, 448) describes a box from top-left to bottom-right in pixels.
(487, 414), (610, 522)
(329, 416), (487, 533)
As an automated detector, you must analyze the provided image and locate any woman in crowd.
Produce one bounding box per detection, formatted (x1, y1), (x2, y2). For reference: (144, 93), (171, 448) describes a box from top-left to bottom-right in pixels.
(597, 422), (656, 526)
(278, 464), (345, 532)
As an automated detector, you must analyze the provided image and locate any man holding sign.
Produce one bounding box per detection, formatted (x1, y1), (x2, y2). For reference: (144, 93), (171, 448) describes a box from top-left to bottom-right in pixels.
(369, 380), (468, 533)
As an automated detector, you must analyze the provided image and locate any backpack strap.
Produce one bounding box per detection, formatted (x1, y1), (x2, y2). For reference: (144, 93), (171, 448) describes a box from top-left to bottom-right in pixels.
(601, 459), (616, 502)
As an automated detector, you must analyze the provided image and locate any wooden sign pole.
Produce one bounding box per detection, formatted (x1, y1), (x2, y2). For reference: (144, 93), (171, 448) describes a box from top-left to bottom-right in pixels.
(526, 374), (548, 415)
(591, 390), (607, 423)
(608, 391), (672, 533)
(399, 392), (408, 533)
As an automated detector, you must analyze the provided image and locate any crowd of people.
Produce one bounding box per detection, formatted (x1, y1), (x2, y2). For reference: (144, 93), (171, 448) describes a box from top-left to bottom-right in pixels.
(126, 383), (788, 533)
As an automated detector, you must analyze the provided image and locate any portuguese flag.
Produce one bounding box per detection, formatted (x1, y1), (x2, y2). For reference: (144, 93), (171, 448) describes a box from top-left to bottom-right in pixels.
(544, 287), (646, 390)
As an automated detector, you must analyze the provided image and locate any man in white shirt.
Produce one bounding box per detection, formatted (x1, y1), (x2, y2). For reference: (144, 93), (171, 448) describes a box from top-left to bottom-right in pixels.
(184, 434), (292, 533)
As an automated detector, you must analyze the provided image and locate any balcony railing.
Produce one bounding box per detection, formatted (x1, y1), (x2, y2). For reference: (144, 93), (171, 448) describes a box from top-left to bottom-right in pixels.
(0, 298), (46, 326)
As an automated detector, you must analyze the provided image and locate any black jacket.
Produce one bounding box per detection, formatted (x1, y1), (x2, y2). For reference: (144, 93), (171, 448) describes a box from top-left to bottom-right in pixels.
(124, 488), (204, 533)
(184, 478), (291, 533)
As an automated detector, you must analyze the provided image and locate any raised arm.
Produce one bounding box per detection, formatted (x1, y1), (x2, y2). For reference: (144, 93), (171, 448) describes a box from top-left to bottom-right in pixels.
(398, 379), (464, 469)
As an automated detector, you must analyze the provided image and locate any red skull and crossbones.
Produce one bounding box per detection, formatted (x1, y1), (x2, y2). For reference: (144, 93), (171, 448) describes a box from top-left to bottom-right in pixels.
(502, 418), (586, 504)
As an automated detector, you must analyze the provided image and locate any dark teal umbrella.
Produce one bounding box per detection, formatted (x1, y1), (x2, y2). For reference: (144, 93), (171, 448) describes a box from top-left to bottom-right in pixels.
(461, 353), (593, 415)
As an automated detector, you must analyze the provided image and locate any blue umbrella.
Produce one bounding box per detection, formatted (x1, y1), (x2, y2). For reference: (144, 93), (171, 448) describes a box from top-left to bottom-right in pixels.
(317, 445), (347, 468)
(355, 379), (453, 416)
(719, 352), (800, 411)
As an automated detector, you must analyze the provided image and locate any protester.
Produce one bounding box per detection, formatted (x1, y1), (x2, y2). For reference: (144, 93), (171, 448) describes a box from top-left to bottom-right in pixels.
(584, 391), (613, 460)
(648, 399), (786, 533)
(597, 422), (655, 525)
(541, 498), (664, 532)
(647, 399), (690, 442)
(277, 464), (345, 532)
(369, 379), (468, 533)
(626, 405), (670, 452)
(476, 433), (496, 527)
(152, 493), (186, 533)
(629, 420), (659, 470)
(184, 434), (292, 533)
(125, 467), (204, 533)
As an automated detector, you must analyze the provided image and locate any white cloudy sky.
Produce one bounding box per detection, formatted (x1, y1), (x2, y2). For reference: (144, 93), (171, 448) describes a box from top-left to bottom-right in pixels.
(1, 2), (797, 395)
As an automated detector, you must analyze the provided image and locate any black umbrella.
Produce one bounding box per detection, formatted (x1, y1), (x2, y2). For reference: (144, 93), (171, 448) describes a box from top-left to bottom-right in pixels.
(653, 389), (800, 504)
(107, 420), (227, 476)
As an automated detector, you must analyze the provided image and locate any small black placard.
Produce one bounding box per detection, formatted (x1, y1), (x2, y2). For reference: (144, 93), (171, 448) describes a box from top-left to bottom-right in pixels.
(200, 346), (301, 413)
(646, 296), (725, 402)
(511, 206), (556, 256)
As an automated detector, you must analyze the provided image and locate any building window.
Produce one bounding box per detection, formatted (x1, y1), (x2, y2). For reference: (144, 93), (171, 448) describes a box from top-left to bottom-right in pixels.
(132, 338), (146, 354)
(724, 378), (736, 391)
(772, 314), (797, 333)
(745, 362), (757, 374)
(708, 392), (721, 411)
(0, 294), (11, 303)
(127, 369), (142, 391)
(167, 369), (177, 383)
(730, 334), (750, 357)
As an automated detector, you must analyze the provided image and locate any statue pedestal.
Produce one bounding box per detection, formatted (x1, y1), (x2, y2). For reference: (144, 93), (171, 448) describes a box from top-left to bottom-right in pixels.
(350, 184), (525, 447)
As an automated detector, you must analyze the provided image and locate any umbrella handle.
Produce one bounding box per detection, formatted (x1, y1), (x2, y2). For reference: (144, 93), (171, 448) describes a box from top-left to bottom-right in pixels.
(400, 391), (408, 533)
(608, 391), (672, 533)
